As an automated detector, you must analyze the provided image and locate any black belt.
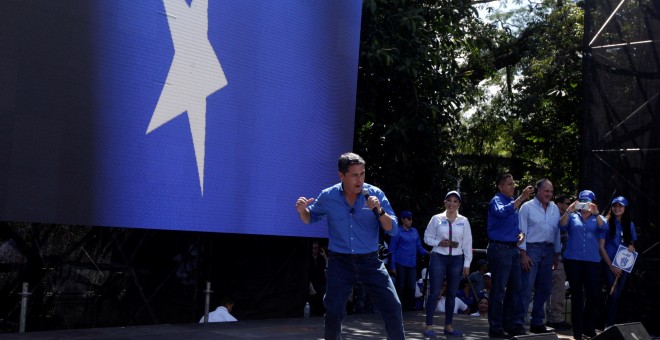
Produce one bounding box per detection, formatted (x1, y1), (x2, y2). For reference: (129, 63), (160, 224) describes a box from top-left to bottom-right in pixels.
(489, 240), (518, 247)
(527, 242), (554, 246)
(328, 251), (378, 258)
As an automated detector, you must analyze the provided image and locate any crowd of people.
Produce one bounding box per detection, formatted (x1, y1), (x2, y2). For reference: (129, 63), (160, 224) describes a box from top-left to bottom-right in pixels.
(294, 152), (637, 340)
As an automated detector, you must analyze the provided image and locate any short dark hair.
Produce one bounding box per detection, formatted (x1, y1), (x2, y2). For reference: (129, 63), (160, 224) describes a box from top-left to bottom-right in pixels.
(219, 296), (234, 307)
(535, 178), (550, 190)
(554, 194), (570, 204)
(496, 173), (512, 186)
(337, 152), (365, 174)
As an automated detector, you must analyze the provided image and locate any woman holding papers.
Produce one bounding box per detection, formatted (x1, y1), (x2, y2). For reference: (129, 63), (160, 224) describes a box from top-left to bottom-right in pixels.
(599, 196), (637, 327)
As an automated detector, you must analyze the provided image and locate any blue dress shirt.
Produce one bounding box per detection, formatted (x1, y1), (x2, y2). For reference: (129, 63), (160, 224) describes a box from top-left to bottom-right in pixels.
(603, 220), (637, 260)
(518, 198), (561, 253)
(389, 227), (427, 269)
(560, 212), (607, 262)
(487, 192), (522, 242)
(308, 183), (398, 254)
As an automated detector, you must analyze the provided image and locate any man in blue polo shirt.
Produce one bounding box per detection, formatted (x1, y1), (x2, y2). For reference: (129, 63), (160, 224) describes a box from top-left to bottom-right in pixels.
(295, 152), (404, 340)
(487, 173), (534, 338)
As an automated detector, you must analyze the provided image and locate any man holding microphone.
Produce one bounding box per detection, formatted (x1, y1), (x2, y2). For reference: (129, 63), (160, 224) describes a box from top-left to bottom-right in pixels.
(295, 152), (404, 340)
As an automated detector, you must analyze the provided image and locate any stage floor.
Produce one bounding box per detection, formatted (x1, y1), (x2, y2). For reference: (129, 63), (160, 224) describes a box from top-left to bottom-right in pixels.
(0, 311), (615, 339)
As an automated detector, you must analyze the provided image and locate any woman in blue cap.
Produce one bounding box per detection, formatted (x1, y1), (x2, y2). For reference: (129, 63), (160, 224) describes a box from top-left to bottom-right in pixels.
(559, 190), (608, 340)
(599, 196), (637, 327)
(389, 210), (430, 311)
(423, 190), (473, 337)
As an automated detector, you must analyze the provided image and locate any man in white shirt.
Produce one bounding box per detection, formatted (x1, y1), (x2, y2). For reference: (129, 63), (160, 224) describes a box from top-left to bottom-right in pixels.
(199, 297), (237, 323)
(517, 179), (561, 334)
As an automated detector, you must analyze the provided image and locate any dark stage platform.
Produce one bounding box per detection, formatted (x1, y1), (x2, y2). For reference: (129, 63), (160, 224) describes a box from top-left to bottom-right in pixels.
(0, 311), (601, 339)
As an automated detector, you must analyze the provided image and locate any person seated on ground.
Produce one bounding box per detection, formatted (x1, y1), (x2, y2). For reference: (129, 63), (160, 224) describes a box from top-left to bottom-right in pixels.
(199, 296), (237, 323)
(456, 277), (477, 311)
(478, 272), (491, 299)
(470, 296), (489, 317)
(468, 258), (488, 294)
(436, 280), (470, 314)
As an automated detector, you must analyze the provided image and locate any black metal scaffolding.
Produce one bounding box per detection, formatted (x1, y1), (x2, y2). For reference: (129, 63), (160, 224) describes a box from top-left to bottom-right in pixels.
(583, 0), (660, 333)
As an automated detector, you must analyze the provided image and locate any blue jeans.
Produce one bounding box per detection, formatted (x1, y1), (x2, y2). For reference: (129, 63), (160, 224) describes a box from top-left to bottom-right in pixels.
(602, 261), (628, 327)
(395, 263), (417, 310)
(425, 253), (463, 326)
(564, 259), (600, 338)
(324, 252), (404, 340)
(519, 243), (555, 326)
(487, 242), (523, 333)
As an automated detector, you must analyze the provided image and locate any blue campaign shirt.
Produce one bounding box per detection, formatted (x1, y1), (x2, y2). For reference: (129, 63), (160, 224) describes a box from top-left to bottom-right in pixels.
(518, 198), (561, 253)
(389, 227), (427, 269)
(308, 183), (398, 254)
(560, 212), (608, 263)
(603, 220), (637, 260)
(487, 192), (522, 242)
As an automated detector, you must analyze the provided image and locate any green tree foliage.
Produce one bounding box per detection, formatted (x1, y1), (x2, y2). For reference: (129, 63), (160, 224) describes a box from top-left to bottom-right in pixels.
(508, 4), (582, 195)
(355, 0), (582, 245)
(355, 0), (481, 223)
(458, 3), (583, 244)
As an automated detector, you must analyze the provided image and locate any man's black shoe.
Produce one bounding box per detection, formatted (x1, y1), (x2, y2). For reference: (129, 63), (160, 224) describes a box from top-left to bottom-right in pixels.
(507, 326), (526, 336)
(488, 329), (507, 338)
(546, 321), (571, 330)
(530, 325), (554, 334)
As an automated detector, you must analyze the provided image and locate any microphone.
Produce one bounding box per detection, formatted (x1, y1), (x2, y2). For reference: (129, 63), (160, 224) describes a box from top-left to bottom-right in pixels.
(362, 188), (381, 218)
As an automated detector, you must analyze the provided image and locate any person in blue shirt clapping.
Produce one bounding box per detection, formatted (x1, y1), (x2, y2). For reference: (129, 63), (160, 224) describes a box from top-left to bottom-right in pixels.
(486, 173), (534, 338)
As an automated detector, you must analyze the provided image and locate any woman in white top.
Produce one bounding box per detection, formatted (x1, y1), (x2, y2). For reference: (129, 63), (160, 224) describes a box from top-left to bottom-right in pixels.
(423, 190), (473, 337)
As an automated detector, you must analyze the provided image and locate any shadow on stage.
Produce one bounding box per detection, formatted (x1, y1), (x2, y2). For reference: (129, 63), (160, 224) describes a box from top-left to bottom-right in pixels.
(0, 311), (603, 339)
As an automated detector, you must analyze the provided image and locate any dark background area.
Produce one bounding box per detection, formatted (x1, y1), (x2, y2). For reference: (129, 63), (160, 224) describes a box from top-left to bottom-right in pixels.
(0, 224), (310, 332)
(583, 0), (660, 334)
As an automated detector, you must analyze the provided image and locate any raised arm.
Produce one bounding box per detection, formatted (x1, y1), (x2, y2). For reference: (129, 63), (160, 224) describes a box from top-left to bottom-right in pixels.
(295, 197), (315, 224)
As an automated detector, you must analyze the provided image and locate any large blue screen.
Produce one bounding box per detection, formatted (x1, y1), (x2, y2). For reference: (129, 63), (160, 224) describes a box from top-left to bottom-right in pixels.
(0, 1), (361, 237)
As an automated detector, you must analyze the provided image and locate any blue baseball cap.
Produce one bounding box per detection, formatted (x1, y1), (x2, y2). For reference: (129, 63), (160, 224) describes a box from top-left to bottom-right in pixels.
(611, 196), (628, 207)
(445, 190), (462, 201)
(578, 190), (595, 202)
(401, 210), (413, 219)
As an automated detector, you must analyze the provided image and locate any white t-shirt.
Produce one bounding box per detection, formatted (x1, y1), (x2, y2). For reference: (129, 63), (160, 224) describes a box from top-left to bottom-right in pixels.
(199, 306), (237, 323)
(435, 297), (468, 314)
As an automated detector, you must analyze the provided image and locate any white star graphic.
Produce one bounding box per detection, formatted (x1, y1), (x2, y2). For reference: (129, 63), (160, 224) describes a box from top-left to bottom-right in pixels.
(147, 0), (227, 195)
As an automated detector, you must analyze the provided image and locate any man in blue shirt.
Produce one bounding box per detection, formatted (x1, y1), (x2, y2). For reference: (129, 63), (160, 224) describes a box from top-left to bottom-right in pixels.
(389, 210), (429, 311)
(295, 152), (404, 340)
(487, 173), (534, 338)
(517, 179), (561, 334)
